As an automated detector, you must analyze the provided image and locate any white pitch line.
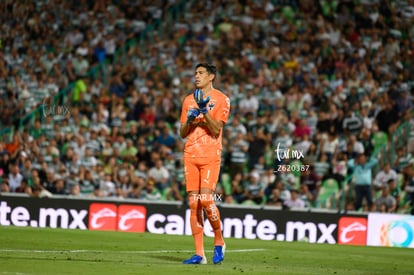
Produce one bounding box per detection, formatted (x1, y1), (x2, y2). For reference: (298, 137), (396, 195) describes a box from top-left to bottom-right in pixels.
(0, 248), (265, 254)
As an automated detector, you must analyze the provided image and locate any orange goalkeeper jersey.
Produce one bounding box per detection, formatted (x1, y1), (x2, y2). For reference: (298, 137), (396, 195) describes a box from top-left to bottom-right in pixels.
(180, 89), (230, 158)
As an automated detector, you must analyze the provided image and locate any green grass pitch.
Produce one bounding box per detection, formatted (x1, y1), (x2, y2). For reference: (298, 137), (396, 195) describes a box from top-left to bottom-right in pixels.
(0, 226), (413, 275)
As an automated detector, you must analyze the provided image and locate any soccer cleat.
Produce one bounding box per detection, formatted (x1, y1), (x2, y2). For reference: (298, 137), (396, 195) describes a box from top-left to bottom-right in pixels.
(212, 244), (226, 264)
(183, 254), (207, 264)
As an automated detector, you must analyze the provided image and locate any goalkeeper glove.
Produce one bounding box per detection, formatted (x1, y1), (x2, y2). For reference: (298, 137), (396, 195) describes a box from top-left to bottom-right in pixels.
(193, 89), (210, 114)
(187, 108), (200, 125)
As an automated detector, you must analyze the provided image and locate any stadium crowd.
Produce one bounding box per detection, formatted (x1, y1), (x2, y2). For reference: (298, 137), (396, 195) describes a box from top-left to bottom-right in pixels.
(0, 0), (414, 214)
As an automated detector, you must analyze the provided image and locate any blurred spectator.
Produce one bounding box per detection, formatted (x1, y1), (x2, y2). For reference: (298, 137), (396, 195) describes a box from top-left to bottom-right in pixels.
(79, 168), (98, 196)
(8, 163), (23, 192)
(127, 178), (146, 200)
(247, 127), (269, 170)
(154, 125), (176, 150)
(273, 127), (293, 156)
(388, 178), (401, 211)
(375, 185), (396, 213)
(319, 131), (339, 162)
(1, 177), (10, 193)
(313, 154), (331, 179)
(228, 131), (249, 181)
(100, 173), (116, 197)
(244, 171), (265, 205)
(358, 128), (374, 157)
(227, 116), (247, 139)
(284, 189), (306, 209)
(166, 159), (185, 202)
(260, 167), (276, 193)
(376, 101), (399, 135)
(143, 180), (162, 201)
(148, 159), (170, 193)
(276, 168), (297, 192)
(393, 147), (413, 173)
(300, 167), (321, 206)
(138, 105), (156, 127)
(119, 139), (137, 163)
(348, 154), (378, 211)
(69, 183), (82, 197)
(344, 135), (364, 160)
(266, 188), (283, 207)
(238, 91), (259, 115)
(293, 118), (311, 142)
(342, 109), (363, 135)
(50, 179), (67, 196)
(229, 172), (245, 204)
(402, 165), (414, 214)
(327, 152), (348, 189)
(298, 184), (313, 208)
(20, 157), (33, 180)
(114, 165), (135, 198)
(373, 163), (398, 191)
(15, 178), (32, 195)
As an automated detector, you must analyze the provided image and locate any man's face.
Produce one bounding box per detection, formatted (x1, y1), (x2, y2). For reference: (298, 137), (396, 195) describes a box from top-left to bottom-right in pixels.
(12, 165), (18, 174)
(194, 67), (213, 89)
(358, 155), (367, 164)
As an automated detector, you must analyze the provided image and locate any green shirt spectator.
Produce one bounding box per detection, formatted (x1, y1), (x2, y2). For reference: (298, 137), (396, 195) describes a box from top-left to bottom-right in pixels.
(73, 78), (87, 103)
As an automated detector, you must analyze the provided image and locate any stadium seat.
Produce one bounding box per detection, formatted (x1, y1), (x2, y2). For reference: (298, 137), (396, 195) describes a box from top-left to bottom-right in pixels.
(316, 178), (339, 209)
(372, 131), (388, 153)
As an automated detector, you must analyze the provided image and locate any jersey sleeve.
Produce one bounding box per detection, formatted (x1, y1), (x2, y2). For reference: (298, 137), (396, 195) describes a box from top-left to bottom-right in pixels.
(216, 94), (231, 124)
(180, 96), (190, 124)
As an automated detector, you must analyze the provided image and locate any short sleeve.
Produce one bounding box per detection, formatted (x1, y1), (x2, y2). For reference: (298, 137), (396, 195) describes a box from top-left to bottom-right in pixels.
(216, 94), (231, 124)
(180, 96), (190, 124)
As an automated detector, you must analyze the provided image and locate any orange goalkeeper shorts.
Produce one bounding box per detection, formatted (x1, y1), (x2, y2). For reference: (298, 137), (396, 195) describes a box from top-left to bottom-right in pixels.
(184, 156), (221, 192)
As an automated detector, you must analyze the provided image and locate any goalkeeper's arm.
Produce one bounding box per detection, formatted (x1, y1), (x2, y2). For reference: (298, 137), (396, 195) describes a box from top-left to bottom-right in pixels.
(180, 123), (192, 138)
(180, 109), (200, 138)
(203, 112), (224, 137)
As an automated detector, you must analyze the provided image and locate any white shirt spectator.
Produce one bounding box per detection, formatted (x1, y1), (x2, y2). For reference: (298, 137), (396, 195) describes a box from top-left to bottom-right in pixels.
(227, 118), (247, 139)
(284, 190), (306, 208)
(65, 29), (84, 47)
(100, 179), (116, 197)
(72, 55), (89, 76)
(238, 91), (259, 115)
(374, 165), (398, 189)
(104, 35), (117, 56)
(273, 129), (293, 151)
(81, 156), (98, 169)
(9, 172), (23, 192)
(293, 138), (312, 156)
(148, 160), (169, 184)
(148, 167), (169, 182)
(321, 135), (339, 155)
(352, 140), (365, 155)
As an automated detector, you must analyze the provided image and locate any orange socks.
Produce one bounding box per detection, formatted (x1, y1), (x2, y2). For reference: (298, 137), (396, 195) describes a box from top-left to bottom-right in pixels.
(189, 194), (225, 256)
(201, 198), (225, 246)
(189, 196), (204, 257)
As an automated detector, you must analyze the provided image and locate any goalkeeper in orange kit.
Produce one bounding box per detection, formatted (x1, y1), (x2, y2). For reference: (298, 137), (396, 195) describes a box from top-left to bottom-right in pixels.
(180, 63), (230, 264)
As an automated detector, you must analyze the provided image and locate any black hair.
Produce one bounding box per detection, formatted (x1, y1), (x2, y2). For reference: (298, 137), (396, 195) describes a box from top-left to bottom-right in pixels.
(195, 63), (217, 80)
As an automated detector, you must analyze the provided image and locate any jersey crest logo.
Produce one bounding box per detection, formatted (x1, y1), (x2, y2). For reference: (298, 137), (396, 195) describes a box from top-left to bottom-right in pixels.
(208, 102), (215, 110)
